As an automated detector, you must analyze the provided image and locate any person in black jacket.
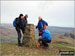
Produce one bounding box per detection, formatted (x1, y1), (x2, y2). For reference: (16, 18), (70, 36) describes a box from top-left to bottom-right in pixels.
(16, 14), (28, 46)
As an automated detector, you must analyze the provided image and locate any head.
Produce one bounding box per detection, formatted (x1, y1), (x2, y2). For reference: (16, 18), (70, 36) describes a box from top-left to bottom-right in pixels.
(19, 14), (24, 19)
(38, 16), (42, 21)
(24, 14), (28, 19)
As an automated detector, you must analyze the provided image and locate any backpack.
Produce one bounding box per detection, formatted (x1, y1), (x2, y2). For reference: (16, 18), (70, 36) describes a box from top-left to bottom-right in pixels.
(41, 22), (47, 30)
(13, 18), (16, 27)
(44, 24), (46, 29)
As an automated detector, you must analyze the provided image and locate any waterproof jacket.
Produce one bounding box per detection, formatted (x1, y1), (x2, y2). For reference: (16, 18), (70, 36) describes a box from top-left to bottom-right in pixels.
(39, 30), (51, 40)
(16, 17), (27, 28)
(36, 19), (48, 30)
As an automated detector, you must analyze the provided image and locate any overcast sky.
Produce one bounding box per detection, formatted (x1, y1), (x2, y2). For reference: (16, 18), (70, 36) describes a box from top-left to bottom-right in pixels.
(1, 1), (74, 28)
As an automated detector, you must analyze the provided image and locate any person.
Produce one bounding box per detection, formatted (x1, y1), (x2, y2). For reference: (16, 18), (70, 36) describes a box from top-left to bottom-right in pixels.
(36, 16), (48, 37)
(13, 14), (28, 46)
(36, 29), (51, 48)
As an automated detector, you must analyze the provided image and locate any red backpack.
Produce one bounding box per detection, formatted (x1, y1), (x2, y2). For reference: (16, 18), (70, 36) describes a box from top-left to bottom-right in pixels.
(44, 24), (46, 29)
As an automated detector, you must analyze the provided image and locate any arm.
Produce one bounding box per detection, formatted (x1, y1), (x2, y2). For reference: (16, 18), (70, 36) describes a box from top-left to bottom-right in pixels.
(38, 33), (45, 41)
(16, 18), (20, 26)
(36, 22), (39, 29)
(36, 25), (38, 29)
(41, 33), (46, 39)
(26, 19), (28, 24)
(42, 19), (48, 26)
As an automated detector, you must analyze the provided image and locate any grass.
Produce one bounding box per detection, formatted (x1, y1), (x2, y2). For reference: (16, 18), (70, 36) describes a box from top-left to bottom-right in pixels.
(0, 42), (75, 56)
(50, 43), (75, 51)
(0, 36), (75, 56)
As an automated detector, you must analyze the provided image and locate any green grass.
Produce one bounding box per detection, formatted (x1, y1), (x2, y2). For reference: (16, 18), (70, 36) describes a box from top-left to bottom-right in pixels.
(0, 36), (75, 56)
(0, 42), (57, 56)
(0, 36), (17, 42)
(0, 42), (75, 56)
(50, 43), (75, 51)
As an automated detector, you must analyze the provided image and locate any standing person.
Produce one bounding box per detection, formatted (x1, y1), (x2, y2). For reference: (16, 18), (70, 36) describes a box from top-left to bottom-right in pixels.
(13, 14), (28, 46)
(20, 14), (28, 33)
(24, 14), (28, 28)
(36, 16), (48, 37)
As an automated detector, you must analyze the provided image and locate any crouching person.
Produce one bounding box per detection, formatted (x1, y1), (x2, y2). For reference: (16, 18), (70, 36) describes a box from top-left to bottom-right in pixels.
(36, 29), (51, 48)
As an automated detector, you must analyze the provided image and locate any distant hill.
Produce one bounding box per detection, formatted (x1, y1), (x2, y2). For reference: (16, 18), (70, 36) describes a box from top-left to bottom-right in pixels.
(52, 31), (75, 45)
(0, 23), (75, 43)
(0, 23), (75, 37)
(34, 25), (75, 37)
(0, 24), (17, 37)
(64, 31), (75, 39)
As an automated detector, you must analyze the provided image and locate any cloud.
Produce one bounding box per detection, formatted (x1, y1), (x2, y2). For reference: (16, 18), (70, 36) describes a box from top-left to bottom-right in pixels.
(1, 1), (74, 27)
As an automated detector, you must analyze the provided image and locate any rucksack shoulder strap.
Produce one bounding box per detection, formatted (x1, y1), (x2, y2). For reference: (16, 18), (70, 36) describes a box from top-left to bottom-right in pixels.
(41, 21), (44, 29)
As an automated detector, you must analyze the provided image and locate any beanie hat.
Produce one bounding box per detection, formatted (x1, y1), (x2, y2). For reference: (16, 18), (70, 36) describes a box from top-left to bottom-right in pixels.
(20, 14), (23, 16)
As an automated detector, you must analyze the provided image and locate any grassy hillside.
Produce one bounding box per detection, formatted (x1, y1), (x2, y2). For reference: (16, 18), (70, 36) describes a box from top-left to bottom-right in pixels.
(52, 35), (74, 45)
(0, 34), (75, 56)
(0, 42), (75, 56)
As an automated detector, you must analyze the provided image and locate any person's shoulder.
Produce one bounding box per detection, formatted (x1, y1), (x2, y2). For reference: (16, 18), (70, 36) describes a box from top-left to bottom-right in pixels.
(45, 30), (50, 34)
(41, 19), (45, 22)
(16, 17), (19, 19)
(24, 18), (27, 20)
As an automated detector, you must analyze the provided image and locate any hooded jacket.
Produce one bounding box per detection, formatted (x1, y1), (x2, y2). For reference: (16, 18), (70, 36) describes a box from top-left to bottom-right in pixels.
(36, 19), (48, 30)
(39, 30), (51, 40)
(16, 17), (27, 28)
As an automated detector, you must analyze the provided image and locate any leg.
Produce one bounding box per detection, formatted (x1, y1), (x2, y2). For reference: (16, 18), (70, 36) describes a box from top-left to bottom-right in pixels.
(39, 31), (42, 37)
(42, 40), (48, 47)
(21, 27), (25, 34)
(42, 39), (51, 47)
(16, 27), (22, 46)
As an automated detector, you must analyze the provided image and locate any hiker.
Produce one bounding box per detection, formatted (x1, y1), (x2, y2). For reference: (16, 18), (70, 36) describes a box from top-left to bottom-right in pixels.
(36, 29), (51, 48)
(13, 14), (28, 46)
(36, 16), (48, 38)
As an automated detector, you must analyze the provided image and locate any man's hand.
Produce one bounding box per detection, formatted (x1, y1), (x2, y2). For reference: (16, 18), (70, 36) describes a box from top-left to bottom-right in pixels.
(36, 26), (38, 29)
(39, 36), (42, 39)
(46, 24), (48, 26)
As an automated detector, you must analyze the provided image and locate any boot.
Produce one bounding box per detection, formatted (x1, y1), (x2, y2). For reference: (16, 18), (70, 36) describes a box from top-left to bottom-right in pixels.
(18, 42), (22, 46)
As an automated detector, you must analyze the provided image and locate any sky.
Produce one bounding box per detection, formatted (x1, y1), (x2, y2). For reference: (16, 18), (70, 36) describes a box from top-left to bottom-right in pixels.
(1, 1), (74, 28)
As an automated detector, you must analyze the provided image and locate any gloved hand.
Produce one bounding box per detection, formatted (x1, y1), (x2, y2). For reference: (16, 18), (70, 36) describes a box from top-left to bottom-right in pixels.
(46, 24), (48, 26)
(36, 26), (38, 29)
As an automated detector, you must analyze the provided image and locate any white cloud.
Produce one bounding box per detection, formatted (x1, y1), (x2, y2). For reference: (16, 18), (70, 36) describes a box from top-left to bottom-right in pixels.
(1, 1), (74, 28)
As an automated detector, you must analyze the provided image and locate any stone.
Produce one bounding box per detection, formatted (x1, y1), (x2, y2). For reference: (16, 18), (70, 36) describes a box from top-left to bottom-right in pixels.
(22, 24), (36, 48)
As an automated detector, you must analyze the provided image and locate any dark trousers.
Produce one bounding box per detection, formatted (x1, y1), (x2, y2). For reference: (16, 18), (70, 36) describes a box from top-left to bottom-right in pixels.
(16, 27), (25, 44)
(39, 30), (42, 36)
(38, 38), (51, 47)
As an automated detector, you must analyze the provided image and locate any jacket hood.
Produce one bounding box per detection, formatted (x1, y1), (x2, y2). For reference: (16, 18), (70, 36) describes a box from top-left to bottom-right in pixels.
(43, 29), (50, 34)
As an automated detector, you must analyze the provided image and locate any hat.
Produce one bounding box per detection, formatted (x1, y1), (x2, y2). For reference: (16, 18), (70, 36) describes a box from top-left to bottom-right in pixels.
(20, 14), (23, 16)
(25, 14), (28, 17)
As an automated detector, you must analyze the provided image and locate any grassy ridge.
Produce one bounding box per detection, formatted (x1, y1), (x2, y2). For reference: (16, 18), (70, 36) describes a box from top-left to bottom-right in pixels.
(0, 42), (75, 56)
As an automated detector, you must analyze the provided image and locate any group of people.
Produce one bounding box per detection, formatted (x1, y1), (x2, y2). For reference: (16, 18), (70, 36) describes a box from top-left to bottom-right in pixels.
(13, 14), (51, 48)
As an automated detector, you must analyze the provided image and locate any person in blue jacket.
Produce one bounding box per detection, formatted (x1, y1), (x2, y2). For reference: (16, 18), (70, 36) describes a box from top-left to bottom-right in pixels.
(38, 29), (51, 47)
(36, 16), (48, 36)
